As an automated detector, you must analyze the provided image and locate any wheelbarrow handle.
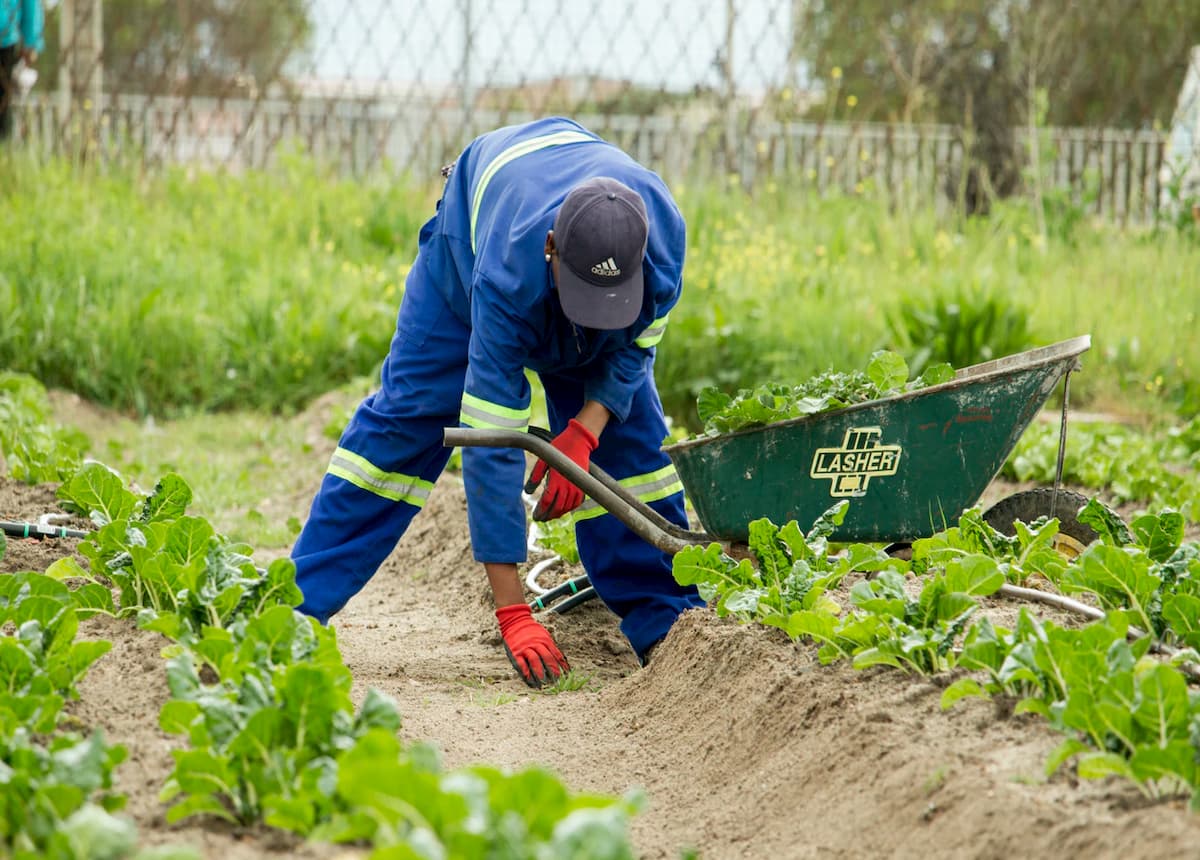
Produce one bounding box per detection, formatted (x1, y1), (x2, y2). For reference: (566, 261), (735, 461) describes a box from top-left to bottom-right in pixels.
(443, 427), (710, 556)
(523, 426), (715, 546)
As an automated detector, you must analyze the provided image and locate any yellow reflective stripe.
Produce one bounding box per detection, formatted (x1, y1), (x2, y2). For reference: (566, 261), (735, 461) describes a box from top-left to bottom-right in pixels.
(469, 130), (597, 252)
(327, 447), (433, 507)
(634, 314), (670, 348)
(572, 464), (683, 522)
(459, 392), (531, 432)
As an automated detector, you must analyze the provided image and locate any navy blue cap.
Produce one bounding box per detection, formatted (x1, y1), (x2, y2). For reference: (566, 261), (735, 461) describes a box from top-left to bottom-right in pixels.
(553, 177), (648, 330)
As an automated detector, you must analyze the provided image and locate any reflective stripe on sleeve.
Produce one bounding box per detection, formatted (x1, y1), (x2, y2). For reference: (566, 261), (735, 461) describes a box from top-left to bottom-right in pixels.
(469, 130), (598, 252)
(459, 392), (531, 432)
(634, 314), (669, 348)
(327, 447), (434, 507)
(572, 464), (683, 522)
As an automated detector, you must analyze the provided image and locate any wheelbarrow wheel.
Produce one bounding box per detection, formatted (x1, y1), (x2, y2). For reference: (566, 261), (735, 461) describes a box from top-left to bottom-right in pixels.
(982, 488), (1099, 559)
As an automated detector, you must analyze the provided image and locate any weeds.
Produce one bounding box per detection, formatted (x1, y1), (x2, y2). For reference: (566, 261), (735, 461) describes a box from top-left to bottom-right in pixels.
(4, 157), (1200, 428)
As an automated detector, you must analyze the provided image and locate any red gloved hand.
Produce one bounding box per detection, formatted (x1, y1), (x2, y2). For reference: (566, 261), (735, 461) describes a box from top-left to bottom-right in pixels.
(495, 603), (570, 687)
(526, 419), (599, 521)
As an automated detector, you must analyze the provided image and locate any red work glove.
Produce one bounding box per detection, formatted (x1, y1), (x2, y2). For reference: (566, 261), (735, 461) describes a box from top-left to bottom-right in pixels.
(525, 419), (599, 521)
(495, 604), (570, 688)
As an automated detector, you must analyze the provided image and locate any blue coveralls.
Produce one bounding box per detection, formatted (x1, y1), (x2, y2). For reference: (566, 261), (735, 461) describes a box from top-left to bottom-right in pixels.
(291, 117), (704, 660)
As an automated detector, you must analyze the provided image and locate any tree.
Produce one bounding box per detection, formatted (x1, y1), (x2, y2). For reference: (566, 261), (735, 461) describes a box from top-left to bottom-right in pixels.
(42, 0), (314, 97)
(795, 0), (1200, 126)
(792, 0), (1200, 207)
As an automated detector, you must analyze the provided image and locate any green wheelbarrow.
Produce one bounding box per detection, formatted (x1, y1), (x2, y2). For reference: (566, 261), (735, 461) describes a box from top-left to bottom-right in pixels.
(444, 335), (1096, 611)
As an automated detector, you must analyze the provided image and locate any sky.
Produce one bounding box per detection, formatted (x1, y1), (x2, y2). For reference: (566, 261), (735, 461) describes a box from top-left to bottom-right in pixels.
(308, 0), (798, 96)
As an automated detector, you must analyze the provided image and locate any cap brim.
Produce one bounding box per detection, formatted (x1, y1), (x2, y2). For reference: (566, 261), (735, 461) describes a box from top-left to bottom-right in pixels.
(556, 264), (644, 330)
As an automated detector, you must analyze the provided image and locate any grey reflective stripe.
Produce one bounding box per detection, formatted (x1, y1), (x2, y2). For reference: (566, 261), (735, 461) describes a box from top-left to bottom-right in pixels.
(573, 468), (683, 520)
(460, 401), (529, 430)
(469, 129), (598, 252)
(635, 324), (667, 347)
(327, 450), (433, 506)
(635, 314), (670, 347)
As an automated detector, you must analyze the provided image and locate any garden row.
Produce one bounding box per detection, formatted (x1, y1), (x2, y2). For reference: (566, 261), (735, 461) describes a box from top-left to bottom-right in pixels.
(0, 543), (144, 859)
(0, 450), (640, 857)
(54, 463), (640, 857)
(674, 500), (1200, 804)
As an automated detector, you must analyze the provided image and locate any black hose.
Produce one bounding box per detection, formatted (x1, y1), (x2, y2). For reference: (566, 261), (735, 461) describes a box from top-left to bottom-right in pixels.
(529, 574), (592, 611)
(549, 587), (597, 614)
(1, 520), (90, 540)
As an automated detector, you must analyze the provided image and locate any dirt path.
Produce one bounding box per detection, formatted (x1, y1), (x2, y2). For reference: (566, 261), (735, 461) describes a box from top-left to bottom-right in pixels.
(6, 468), (1200, 859)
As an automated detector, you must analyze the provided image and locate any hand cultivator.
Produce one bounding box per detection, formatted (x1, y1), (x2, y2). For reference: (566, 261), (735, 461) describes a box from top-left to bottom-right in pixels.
(446, 336), (1100, 616)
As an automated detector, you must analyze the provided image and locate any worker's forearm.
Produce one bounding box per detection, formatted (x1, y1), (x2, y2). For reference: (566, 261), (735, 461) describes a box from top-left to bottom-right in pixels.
(574, 400), (611, 439)
(483, 402), (607, 604)
(485, 562), (525, 607)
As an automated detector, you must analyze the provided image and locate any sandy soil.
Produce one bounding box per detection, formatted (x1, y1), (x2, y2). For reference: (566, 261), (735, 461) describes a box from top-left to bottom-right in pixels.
(6, 467), (1200, 860)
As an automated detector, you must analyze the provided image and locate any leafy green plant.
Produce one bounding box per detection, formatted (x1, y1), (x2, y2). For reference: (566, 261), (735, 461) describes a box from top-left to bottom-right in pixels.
(533, 516), (580, 565)
(0, 574), (113, 734)
(313, 729), (642, 860)
(674, 493), (1200, 806)
(674, 503), (904, 648)
(0, 372), (89, 483)
(1004, 418), (1200, 520)
(887, 281), (1035, 376)
(694, 350), (954, 436)
(55, 461), (642, 854)
(944, 608), (1200, 807)
(915, 502), (1200, 805)
(56, 465), (302, 645)
(910, 507), (1071, 587)
(673, 504), (1008, 675)
(0, 567), (135, 860)
(0, 726), (130, 860)
(848, 555), (1005, 674)
(158, 606), (401, 830)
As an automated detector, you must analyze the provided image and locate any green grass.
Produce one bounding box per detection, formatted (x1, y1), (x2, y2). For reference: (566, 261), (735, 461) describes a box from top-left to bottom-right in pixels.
(539, 670), (597, 695)
(5, 155), (1200, 429)
(662, 182), (1200, 428)
(0, 151), (427, 415)
(96, 410), (316, 547)
(0, 373), (88, 483)
(457, 677), (521, 707)
(51, 380), (373, 548)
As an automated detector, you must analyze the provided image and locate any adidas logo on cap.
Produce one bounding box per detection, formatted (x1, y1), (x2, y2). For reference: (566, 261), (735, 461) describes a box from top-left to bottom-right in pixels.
(591, 257), (621, 277)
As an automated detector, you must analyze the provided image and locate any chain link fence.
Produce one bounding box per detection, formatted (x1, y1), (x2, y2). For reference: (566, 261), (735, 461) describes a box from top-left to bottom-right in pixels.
(7, 1), (1200, 223)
